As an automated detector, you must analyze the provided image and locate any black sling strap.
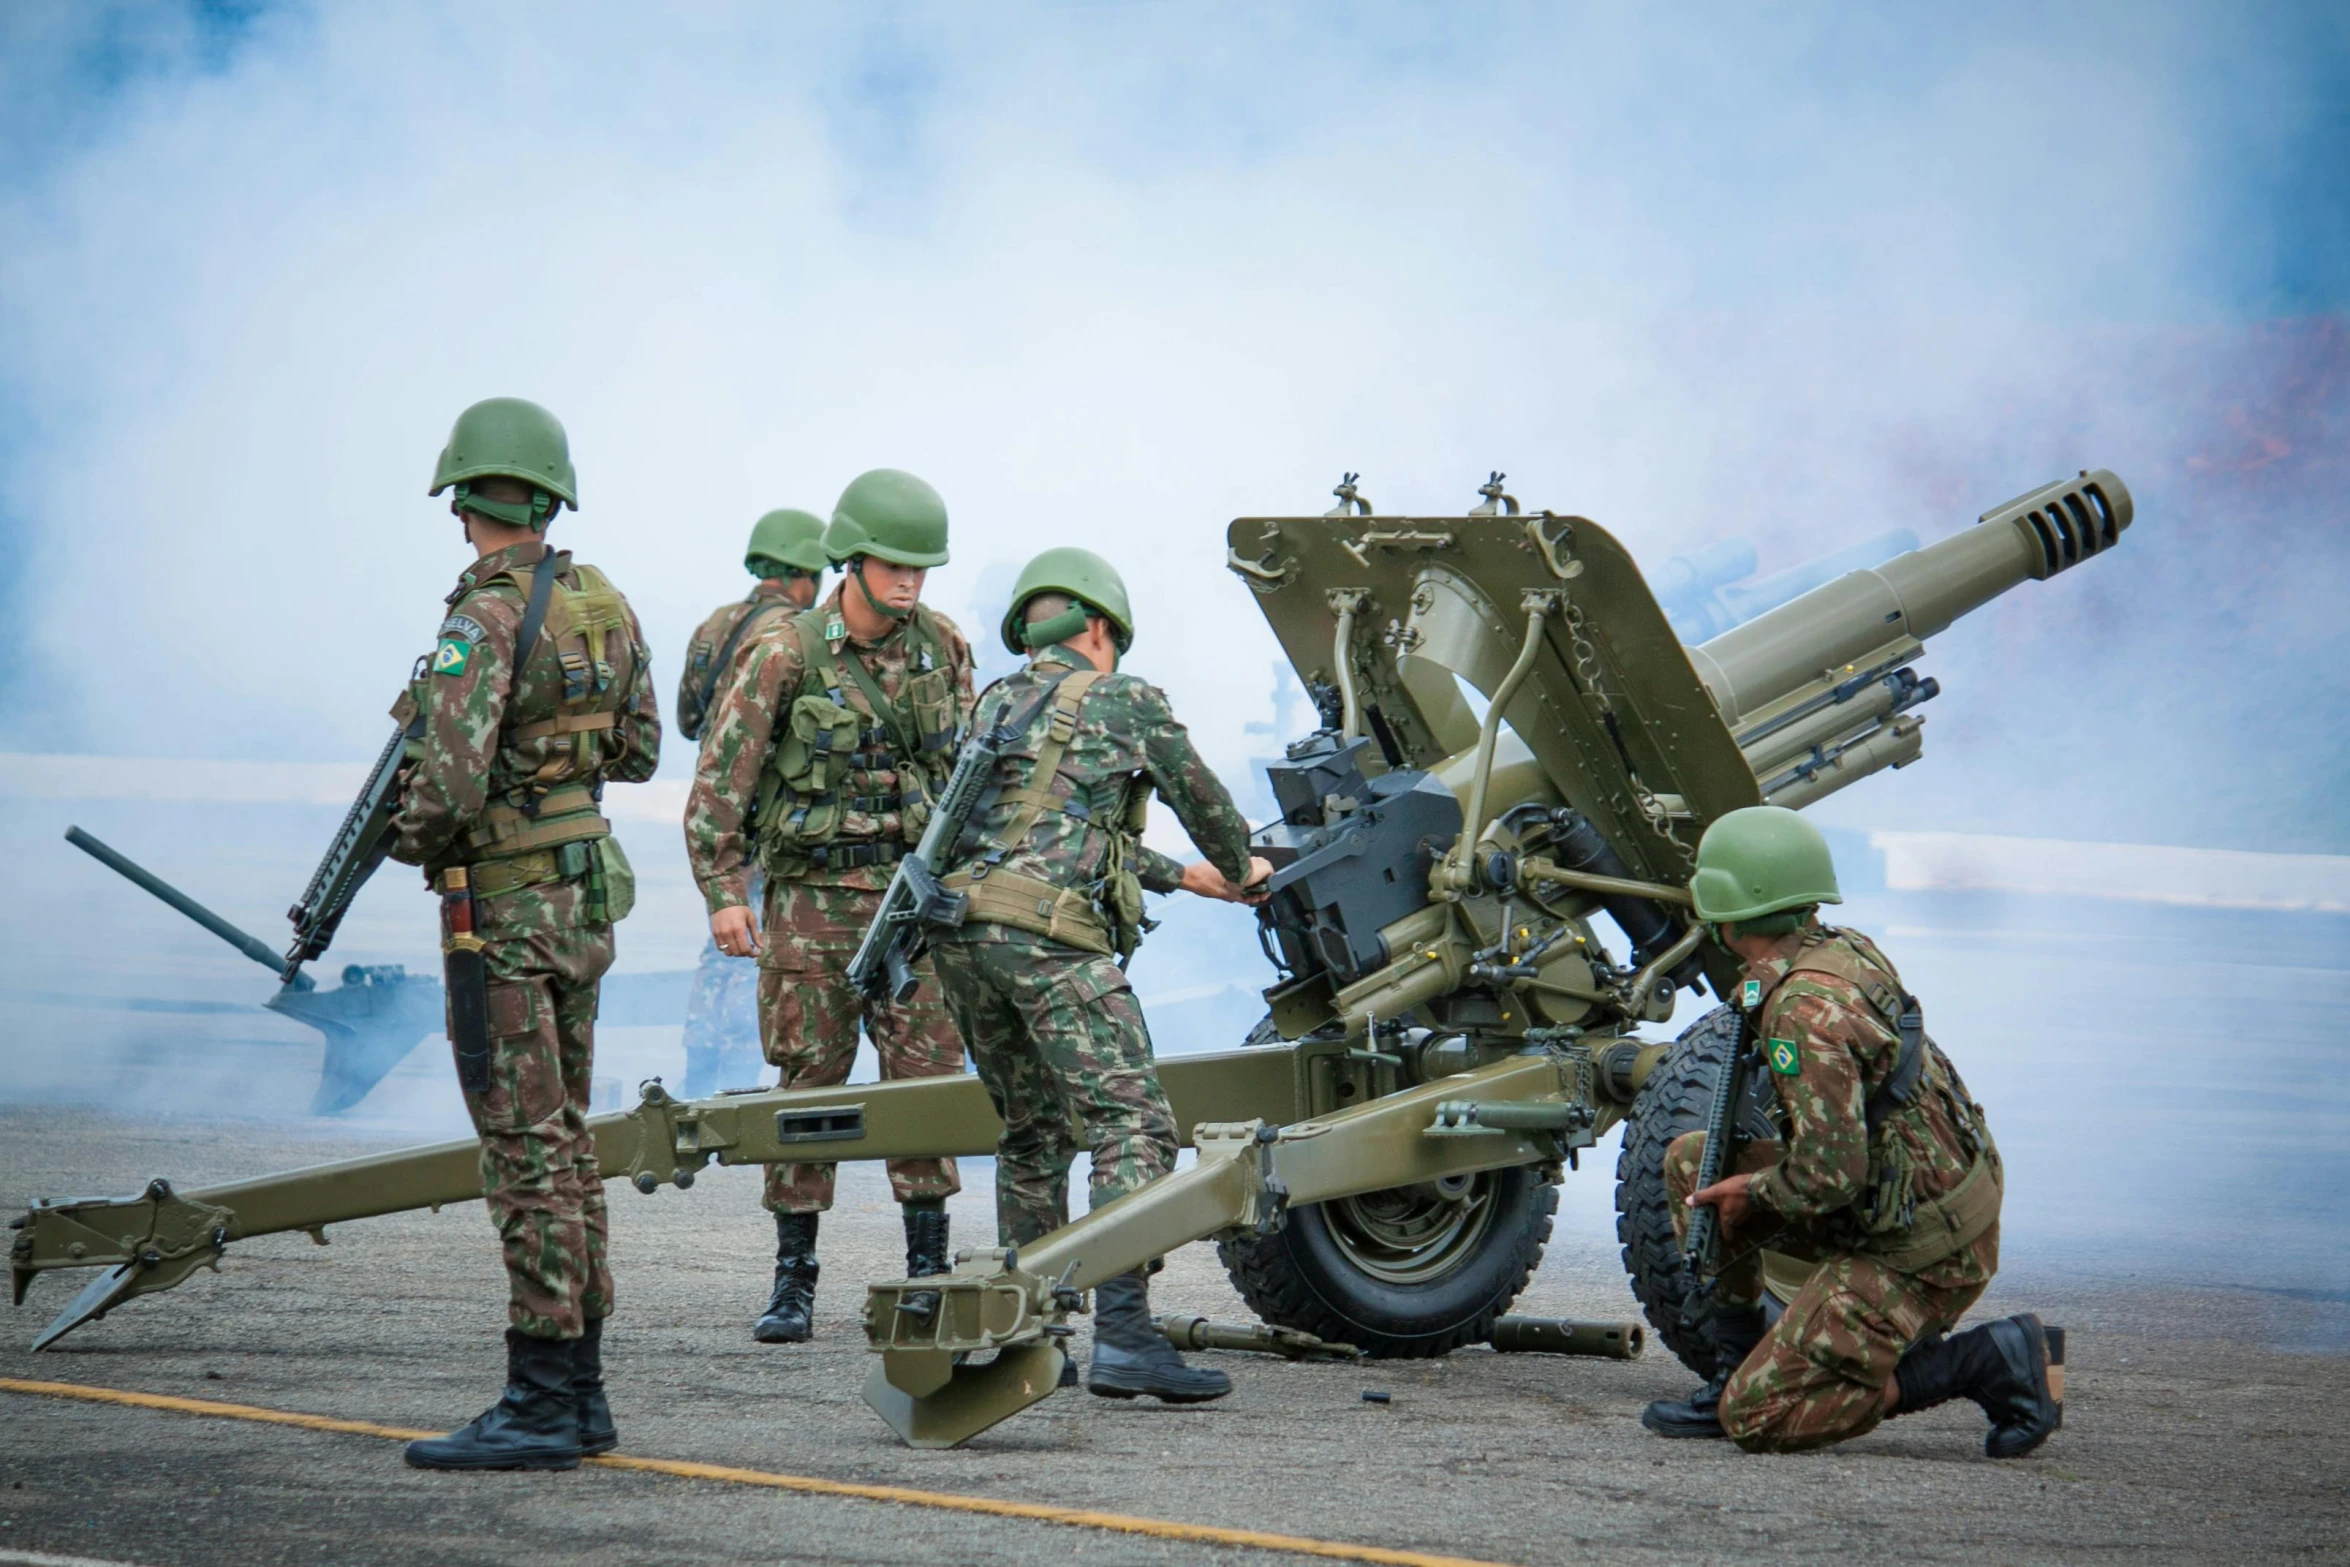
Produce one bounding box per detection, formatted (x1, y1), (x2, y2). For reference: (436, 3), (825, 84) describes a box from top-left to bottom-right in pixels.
(508, 545), (565, 817)
(690, 596), (791, 737)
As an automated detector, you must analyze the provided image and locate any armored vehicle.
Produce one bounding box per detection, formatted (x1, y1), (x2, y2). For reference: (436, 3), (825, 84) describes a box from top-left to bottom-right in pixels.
(12, 467), (2131, 1449)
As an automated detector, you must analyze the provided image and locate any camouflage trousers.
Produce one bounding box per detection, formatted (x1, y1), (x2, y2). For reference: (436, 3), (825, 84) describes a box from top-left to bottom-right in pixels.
(456, 877), (615, 1342)
(1666, 1130), (1997, 1453)
(757, 877), (964, 1213)
(930, 926), (1177, 1249)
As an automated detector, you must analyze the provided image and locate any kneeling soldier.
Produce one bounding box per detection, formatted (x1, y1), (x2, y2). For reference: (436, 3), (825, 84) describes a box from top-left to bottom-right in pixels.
(1647, 805), (2058, 1457)
(392, 397), (661, 1470)
(931, 548), (1270, 1402)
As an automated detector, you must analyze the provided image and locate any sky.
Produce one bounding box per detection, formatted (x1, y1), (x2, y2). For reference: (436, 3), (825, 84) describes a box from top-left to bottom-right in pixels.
(1, 0), (2346, 853)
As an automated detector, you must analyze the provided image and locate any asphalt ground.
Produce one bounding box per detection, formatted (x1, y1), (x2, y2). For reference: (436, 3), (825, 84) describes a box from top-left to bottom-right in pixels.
(2, 1111), (2345, 1567)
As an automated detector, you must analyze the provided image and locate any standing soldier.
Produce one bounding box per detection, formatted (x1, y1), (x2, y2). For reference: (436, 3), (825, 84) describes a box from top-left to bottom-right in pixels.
(1645, 805), (2059, 1457)
(674, 510), (829, 1100)
(685, 469), (974, 1345)
(929, 548), (1270, 1403)
(390, 397), (661, 1471)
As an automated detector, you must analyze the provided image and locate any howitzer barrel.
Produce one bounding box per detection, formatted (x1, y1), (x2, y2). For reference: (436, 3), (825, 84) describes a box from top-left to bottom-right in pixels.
(1686, 470), (2131, 726)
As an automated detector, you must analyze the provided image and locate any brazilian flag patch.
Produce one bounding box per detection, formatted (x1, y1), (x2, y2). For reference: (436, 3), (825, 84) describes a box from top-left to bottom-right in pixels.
(1767, 1037), (1802, 1076)
(432, 637), (473, 677)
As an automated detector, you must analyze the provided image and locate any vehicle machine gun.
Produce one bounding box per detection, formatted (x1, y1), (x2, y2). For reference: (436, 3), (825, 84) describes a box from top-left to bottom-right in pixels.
(13, 468), (2132, 1451)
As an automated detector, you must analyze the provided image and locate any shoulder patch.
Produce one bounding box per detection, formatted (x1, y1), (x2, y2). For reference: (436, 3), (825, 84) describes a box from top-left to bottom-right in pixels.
(431, 636), (473, 677)
(1766, 1037), (1802, 1076)
(1739, 977), (1763, 1011)
(438, 613), (487, 643)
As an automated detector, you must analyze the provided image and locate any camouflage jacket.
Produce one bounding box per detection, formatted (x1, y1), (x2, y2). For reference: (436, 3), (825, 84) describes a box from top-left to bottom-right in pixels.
(388, 540), (661, 874)
(686, 583), (974, 910)
(1742, 923), (1991, 1241)
(674, 581), (802, 744)
(945, 645), (1253, 899)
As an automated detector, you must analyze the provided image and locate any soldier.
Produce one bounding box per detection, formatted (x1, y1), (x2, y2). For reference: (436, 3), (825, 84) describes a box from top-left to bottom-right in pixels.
(929, 547), (1271, 1403)
(674, 510), (830, 1100)
(1644, 806), (2059, 1458)
(389, 397), (661, 1471)
(685, 469), (974, 1345)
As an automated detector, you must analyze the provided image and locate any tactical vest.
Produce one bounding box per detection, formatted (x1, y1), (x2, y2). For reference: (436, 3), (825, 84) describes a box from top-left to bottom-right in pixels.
(1759, 927), (2001, 1271)
(752, 606), (960, 878)
(407, 549), (639, 910)
(941, 669), (1154, 959)
(677, 592), (796, 744)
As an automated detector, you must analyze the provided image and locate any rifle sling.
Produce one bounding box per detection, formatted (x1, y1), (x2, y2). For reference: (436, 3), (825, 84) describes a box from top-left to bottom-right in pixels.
(514, 545), (560, 674)
(834, 629), (922, 764)
(693, 597), (790, 732)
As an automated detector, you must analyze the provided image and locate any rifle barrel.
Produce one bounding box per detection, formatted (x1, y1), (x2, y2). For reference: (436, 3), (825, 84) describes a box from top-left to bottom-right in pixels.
(65, 826), (290, 979)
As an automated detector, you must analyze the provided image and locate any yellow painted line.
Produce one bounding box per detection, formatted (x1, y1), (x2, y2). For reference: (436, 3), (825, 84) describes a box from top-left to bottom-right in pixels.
(0, 1377), (1517, 1567)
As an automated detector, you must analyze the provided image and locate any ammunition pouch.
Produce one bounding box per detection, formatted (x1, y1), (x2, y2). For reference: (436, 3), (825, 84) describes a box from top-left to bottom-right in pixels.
(754, 607), (957, 879)
(1857, 1140), (2002, 1272)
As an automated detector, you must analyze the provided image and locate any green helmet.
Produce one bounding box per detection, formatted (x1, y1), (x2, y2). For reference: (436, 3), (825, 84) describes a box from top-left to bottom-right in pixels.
(1688, 805), (1843, 924)
(745, 508), (829, 577)
(824, 469), (949, 568)
(999, 547), (1135, 656)
(429, 398), (578, 525)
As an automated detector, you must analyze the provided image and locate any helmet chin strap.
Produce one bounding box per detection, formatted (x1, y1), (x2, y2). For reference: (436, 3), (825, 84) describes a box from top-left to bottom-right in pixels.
(852, 558), (914, 622)
(452, 481), (554, 532)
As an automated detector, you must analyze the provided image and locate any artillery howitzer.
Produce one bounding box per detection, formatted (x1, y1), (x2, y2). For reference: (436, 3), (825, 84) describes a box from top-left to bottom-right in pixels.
(12, 467), (2131, 1450)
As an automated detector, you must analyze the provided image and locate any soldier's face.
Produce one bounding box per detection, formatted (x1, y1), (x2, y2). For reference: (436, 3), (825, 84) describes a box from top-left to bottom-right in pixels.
(860, 559), (927, 610)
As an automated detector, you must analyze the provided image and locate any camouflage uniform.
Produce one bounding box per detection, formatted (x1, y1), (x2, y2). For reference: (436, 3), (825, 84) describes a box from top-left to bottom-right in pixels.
(684, 582), (973, 1213)
(675, 582), (802, 1097)
(1665, 922), (2002, 1453)
(388, 540), (661, 1340)
(931, 645), (1255, 1246)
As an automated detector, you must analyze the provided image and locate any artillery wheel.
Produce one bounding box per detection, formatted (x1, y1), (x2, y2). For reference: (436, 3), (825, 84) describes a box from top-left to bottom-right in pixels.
(1215, 1165), (1556, 1358)
(1615, 1003), (1799, 1375)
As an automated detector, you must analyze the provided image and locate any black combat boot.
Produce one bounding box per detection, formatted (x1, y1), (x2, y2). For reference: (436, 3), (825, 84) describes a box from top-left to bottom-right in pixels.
(1890, 1313), (2061, 1458)
(1084, 1269), (1231, 1403)
(896, 1200), (951, 1324)
(404, 1329), (583, 1471)
(754, 1212), (820, 1344)
(1641, 1306), (1768, 1439)
(573, 1317), (615, 1456)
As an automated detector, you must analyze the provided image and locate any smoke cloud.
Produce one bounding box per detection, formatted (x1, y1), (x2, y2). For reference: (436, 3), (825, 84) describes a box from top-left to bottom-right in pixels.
(0, 0), (2341, 855)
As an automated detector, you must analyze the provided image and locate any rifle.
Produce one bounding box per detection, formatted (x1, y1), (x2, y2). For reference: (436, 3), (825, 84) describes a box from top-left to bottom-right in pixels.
(848, 681), (1059, 1005)
(1680, 996), (1760, 1325)
(282, 713), (424, 983)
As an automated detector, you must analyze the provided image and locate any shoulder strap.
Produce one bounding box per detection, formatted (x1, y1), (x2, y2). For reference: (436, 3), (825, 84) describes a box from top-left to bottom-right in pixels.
(694, 599), (789, 728)
(836, 638), (920, 761)
(974, 669), (1106, 869)
(513, 547), (564, 675)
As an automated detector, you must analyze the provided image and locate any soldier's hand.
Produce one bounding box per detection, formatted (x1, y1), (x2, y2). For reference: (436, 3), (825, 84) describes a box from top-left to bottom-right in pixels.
(1180, 860), (1237, 901)
(1238, 856), (1274, 904)
(711, 904), (762, 958)
(1688, 1172), (1755, 1233)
